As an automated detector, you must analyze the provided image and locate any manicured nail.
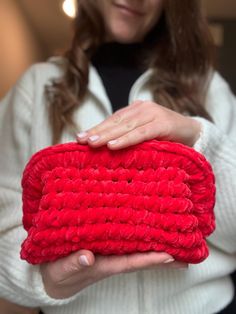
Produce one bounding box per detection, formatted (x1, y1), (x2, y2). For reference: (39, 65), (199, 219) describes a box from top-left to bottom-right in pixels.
(77, 131), (88, 139)
(89, 135), (100, 142)
(108, 139), (118, 145)
(163, 258), (175, 263)
(79, 255), (90, 266)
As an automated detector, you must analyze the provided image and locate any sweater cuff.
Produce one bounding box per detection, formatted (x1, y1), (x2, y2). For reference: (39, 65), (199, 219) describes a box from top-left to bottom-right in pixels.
(191, 117), (223, 157)
(191, 117), (236, 254)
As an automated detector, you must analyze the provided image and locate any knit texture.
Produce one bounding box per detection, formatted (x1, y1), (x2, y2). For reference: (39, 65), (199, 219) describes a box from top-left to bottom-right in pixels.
(1, 62), (235, 313)
(20, 140), (215, 265)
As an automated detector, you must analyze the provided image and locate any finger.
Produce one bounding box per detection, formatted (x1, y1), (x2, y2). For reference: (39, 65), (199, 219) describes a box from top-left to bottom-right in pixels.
(107, 121), (164, 150)
(81, 100), (144, 141)
(41, 250), (95, 284)
(146, 261), (189, 270)
(94, 251), (174, 276)
(77, 107), (137, 144)
(60, 249), (95, 274)
(88, 117), (151, 148)
(76, 106), (132, 143)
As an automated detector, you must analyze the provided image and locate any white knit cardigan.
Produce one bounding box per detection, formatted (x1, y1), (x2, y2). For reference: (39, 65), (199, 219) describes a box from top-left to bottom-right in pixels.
(0, 57), (236, 314)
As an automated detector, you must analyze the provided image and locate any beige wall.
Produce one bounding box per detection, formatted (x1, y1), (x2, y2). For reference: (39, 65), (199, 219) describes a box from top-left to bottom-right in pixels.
(0, 0), (41, 99)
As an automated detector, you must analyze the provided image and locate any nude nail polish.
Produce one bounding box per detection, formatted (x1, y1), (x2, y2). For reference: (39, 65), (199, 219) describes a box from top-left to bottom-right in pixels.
(89, 135), (100, 142)
(79, 255), (90, 266)
(108, 139), (118, 145)
(77, 132), (88, 139)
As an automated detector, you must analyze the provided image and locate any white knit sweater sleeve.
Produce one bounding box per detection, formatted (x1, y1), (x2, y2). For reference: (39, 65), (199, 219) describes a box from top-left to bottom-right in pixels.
(192, 72), (236, 254)
(0, 67), (79, 307)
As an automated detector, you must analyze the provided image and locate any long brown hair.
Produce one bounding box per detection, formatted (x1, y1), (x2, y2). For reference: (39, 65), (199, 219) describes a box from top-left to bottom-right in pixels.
(46, 0), (215, 144)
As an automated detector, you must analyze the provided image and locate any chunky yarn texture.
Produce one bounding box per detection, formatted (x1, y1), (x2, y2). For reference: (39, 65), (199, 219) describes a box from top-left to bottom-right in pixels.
(20, 140), (215, 264)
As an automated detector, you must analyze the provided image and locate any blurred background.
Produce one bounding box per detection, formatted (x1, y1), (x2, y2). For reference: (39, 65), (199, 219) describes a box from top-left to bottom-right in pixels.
(0, 0), (235, 99)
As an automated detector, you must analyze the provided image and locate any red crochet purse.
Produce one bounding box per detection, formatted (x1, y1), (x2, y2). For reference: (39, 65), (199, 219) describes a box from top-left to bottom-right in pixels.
(20, 140), (215, 265)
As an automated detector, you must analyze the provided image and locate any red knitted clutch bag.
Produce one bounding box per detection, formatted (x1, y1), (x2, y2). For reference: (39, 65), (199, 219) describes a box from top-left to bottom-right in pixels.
(20, 140), (215, 265)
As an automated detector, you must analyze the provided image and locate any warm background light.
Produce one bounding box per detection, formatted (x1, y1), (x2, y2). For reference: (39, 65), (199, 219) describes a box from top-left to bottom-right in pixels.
(0, 0), (235, 99)
(62, 0), (76, 18)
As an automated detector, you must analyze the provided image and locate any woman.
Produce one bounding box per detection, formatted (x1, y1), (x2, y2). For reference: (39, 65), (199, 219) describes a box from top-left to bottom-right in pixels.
(0, 0), (236, 313)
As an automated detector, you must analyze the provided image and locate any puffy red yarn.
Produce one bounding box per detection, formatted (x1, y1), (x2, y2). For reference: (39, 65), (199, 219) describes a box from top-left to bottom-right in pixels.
(20, 140), (215, 264)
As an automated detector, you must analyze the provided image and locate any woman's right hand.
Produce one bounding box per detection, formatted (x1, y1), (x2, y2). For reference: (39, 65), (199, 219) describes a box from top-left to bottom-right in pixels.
(40, 250), (187, 299)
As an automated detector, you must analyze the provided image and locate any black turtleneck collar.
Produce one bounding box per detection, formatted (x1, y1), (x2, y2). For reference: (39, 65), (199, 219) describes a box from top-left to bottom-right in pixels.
(91, 42), (148, 112)
(92, 42), (146, 69)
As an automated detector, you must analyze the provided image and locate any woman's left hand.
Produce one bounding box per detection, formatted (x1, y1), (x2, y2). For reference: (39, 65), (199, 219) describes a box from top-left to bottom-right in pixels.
(77, 100), (201, 149)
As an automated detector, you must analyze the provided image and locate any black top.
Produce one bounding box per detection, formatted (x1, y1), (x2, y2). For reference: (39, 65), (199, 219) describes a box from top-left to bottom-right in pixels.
(91, 42), (147, 112)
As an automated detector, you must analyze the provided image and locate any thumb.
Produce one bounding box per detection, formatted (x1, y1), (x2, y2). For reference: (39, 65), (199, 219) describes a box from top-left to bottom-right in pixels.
(76, 250), (96, 267)
(41, 250), (95, 284)
(61, 250), (95, 274)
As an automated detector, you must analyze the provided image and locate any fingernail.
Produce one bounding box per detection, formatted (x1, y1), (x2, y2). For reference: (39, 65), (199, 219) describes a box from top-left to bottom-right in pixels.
(77, 131), (88, 139)
(164, 258), (175, 263)
(79, 255), (90, 266)
(89, 135), (100, 142)
(108, 139), (118, 145)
